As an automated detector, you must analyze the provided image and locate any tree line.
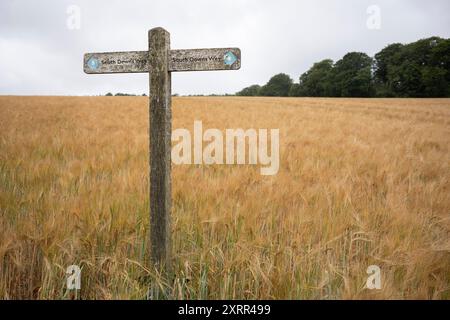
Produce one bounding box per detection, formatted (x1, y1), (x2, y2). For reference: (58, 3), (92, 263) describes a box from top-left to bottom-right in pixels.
(237, 37), (450, 98)
(105, 93), (147, 96)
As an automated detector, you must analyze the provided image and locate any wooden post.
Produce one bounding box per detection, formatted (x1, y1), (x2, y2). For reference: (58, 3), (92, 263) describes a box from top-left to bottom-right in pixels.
(148, 27), (172, 270)
(83, 29), (241, 275)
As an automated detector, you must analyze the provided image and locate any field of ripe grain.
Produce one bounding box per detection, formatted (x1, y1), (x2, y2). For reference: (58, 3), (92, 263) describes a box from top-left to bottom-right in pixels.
(0, 96), (449, 299)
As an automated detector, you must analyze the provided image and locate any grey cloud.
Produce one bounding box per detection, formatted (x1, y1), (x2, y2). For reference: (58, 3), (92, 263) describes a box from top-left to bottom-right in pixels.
(0, 0), (449, 95)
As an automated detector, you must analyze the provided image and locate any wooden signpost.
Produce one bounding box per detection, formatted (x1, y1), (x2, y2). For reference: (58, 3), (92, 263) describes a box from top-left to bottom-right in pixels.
(84, 27), (241, 271)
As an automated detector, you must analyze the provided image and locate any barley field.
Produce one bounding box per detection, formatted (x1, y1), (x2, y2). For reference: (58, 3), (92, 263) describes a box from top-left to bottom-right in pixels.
(0, 96), (449, 299)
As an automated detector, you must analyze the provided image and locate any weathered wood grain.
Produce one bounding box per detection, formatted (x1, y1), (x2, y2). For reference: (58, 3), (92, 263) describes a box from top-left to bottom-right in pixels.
(83, 27), (243, 274)
(83, 51), (148, 74)
(149, 27), (172, 270)
(84, 48), (241, 73)
(170, 48), (241, 71)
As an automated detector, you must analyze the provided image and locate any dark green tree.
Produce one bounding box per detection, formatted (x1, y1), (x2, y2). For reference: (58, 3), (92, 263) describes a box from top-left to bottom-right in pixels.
(288, 83), (302, 97)
(430, 38), (450, 82)
(331, 52), (374, 97)
(377, 37), (450, 97)
(422, 66), (448, 97)
(427, 38), (450, 96)
(260, 73), (293, 97)
(374, 43), (403, 83)
(296, 59), (334, 96)
(235, 36), (450, 98)
(236, 84), (261, 96)
(373, 43), (403, 96)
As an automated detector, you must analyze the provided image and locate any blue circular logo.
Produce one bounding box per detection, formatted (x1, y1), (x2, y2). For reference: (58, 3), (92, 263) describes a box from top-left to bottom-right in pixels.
(87, 57), (100, 70)
(224, 51), (237, 66)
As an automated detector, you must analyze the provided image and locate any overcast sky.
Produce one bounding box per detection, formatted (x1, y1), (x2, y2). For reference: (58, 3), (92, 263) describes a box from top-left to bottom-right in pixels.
(1, 0), (449, 96)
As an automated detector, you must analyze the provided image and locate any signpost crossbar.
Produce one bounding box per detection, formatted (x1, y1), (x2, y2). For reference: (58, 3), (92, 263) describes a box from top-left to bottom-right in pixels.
(84, 27), (241, 271)
(84, 48), (241, 74)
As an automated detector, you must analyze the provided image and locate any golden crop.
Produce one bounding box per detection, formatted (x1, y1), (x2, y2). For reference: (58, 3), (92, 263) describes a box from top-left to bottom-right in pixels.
(0, 96), (449, 299)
